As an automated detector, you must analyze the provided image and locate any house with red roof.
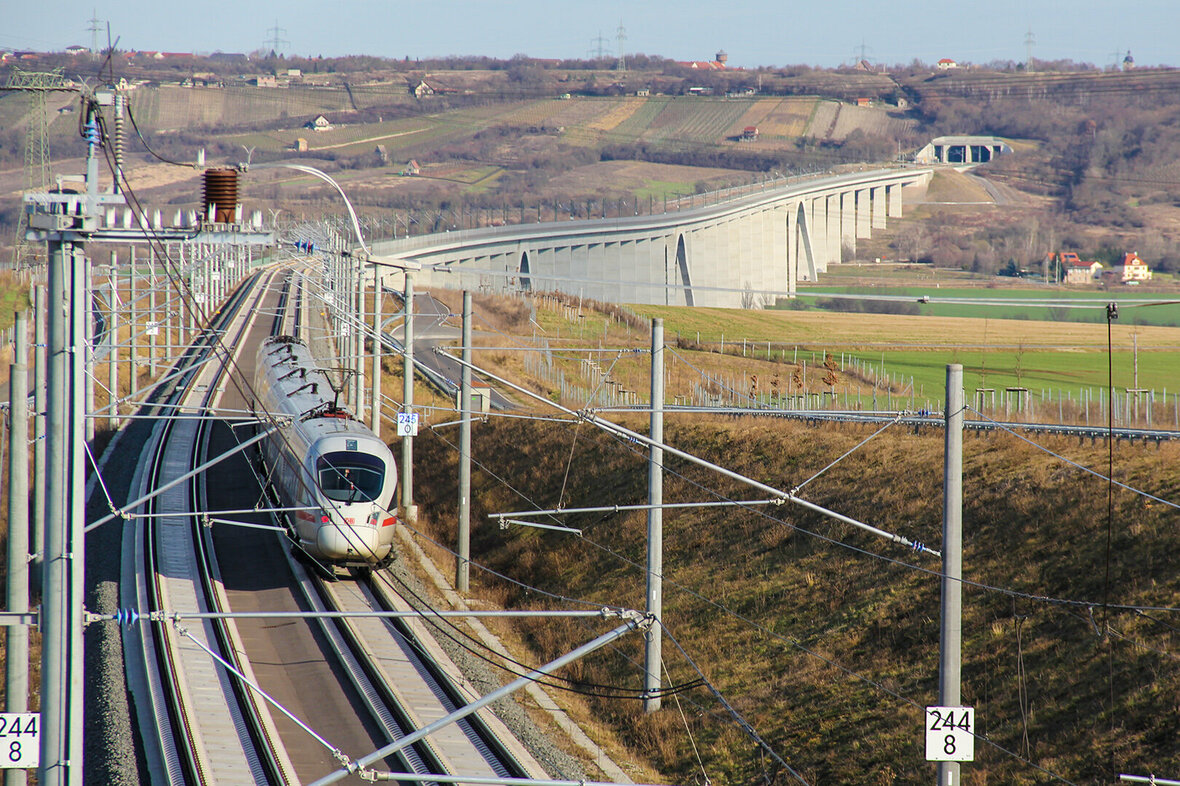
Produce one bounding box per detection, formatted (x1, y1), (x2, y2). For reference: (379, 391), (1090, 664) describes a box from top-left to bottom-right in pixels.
(937, 58), (959, 70)
(1117, 252), (1152, 282)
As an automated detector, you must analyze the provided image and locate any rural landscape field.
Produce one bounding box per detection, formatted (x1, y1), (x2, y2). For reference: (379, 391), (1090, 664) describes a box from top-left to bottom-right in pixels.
(2, 28), (1180, 786)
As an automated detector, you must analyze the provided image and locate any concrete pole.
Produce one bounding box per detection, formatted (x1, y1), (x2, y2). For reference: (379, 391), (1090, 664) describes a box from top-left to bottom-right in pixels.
(32, 286), (46, 595)
(370, 265), (382, 436)
(107, 268), (117, 431)
(401, 273), (416, 522)
(938, 364), (964, 786)
(6, 311), (29, 786)
(84, 254), (94, 442)
(68, 244), (87, 776)
(457, 291), (472, 592)
(644, 318), (664, 713)
(148, 248), (157, 377)
(355, 258), (365, 422)
(128, 254), (138, 401)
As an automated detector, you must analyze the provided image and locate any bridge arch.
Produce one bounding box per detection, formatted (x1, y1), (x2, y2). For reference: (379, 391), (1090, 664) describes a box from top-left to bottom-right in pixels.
(675, 234), (694, 307)
(794, 202), (817, 282)
(519, 250), (531, 291)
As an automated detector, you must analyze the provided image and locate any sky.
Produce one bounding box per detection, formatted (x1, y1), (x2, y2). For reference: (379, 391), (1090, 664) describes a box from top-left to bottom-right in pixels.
(3, 0), (1177, 70)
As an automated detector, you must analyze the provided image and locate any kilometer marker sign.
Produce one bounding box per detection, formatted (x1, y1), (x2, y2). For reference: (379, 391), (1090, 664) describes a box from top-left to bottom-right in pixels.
(0, 714), (39, 768)
(925, 706), (974, 762)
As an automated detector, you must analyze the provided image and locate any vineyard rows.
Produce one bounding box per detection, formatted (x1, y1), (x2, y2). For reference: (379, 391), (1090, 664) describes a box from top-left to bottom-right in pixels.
(611, 96), (671, 139)
(587, 97), (646, 131)
(830, 104), (917, 140)
(727, 99), (783, 139)
(641, 99), (749, 143)
(807, 100), (841, 140)
(756, 98), (818, 138)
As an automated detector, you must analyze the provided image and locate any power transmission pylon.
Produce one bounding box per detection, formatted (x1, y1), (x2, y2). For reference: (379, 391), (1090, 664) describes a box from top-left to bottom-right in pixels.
(265, 20), (289, 55)
(88, 9), (103, 54)
(616, 21), (627, 72)
(4, 68), (71, 269)
(588, 31), (610, 61)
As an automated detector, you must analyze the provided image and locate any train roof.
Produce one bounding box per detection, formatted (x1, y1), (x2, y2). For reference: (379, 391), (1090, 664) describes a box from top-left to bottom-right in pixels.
(256, 335), (355, 424)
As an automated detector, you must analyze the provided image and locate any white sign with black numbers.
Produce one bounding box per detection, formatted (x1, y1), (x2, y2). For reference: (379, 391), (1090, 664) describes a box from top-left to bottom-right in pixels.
(0, 714), (39, 768)
(925, 706), (974, 762)
(146, 320), (160, 336)
(396, 412), (419, 437)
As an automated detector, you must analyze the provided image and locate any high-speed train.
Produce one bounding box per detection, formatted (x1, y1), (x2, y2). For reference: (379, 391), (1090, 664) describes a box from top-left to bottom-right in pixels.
(253, 335), (397, 568)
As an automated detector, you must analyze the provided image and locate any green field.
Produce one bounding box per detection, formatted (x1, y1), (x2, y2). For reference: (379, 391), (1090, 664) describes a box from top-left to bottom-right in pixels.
(628, 304), (1180, 415)
(793, 284), (1180, 326)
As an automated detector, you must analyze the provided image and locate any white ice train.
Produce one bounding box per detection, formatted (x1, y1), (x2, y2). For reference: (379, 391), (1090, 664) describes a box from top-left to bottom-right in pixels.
(253, 335), (397, 568)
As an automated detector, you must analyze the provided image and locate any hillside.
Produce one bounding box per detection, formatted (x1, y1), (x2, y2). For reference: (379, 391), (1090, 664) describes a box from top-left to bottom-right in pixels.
(410, 406), (1180, 784)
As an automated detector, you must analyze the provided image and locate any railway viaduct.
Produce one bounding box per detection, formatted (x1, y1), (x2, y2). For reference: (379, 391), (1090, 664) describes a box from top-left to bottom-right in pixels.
(370, 167), (933, 308)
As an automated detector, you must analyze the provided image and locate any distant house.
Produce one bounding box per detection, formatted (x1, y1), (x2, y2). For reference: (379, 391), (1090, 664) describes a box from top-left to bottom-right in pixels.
(65, 45), (89, 56)
(686, 86), (714, 96)
(413, 80), (435, 98)
(741, 126), (759, 141)
(1118, 252), (1152, 282)
(855, 97), (872, 107)
(402, 159), (420, 176)
(292, 138), (309, 152)
(937, 58), (959, 70)
(635, 87), (650, 97)
(304, 115), (333, 132)
(286, 68), (302, 77)
(254, 75), (277, 88)
(374, 144), (388, 164)
(1059, 252), (1103, 284)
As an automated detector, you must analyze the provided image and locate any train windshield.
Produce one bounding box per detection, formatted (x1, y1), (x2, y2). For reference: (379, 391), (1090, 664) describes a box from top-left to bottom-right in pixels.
(316, 451), (385, 503)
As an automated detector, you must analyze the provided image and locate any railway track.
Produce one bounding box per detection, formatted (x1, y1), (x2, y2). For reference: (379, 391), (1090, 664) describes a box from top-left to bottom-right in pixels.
(121, 263), (546, 783)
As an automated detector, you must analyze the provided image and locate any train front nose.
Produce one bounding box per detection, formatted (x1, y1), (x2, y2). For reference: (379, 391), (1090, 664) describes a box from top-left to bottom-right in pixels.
(317, 519), (379, 561)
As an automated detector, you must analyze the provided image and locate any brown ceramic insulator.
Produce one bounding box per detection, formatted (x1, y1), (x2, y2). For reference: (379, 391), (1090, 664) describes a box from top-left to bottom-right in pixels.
(202, 168), (239, 224)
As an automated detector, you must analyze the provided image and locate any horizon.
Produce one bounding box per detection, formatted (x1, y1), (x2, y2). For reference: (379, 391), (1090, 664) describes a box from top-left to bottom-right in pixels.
(3, 1), (1177, 71)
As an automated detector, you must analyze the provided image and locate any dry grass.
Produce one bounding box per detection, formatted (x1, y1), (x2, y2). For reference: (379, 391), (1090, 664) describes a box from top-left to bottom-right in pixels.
(412, 409), (1180, 784)
(398, 290), (1180, 784)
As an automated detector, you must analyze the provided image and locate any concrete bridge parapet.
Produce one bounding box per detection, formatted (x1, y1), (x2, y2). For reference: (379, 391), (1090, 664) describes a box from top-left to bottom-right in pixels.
(369, 167), (932, 309)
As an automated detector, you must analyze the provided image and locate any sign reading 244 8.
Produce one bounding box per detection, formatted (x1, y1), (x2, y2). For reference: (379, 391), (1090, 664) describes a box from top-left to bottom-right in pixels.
(925, 706), (974, 762)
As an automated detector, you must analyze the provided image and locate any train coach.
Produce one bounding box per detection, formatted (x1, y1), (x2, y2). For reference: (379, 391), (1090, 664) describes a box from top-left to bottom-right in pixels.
(253, 335), (397, 570)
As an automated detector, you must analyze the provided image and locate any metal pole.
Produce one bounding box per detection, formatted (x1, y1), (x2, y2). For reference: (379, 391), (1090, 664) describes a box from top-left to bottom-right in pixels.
(41, 239), (67, 783)
(937, 363), (963, 786)
(6, 311), (29, 786)
(457, 291), (472, 592)
(644, 318), (664, 713)
(32, 285), (46, 595)
(401, 272), (416, 522)
(370, 264), (381, 436)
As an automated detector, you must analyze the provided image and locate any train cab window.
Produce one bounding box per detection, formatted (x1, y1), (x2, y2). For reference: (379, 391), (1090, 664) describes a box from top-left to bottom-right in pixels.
(316, 451), (385, 503)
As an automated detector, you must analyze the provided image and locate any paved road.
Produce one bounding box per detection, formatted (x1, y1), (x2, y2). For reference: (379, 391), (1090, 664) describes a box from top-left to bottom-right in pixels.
(386, 291), (515, 411)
